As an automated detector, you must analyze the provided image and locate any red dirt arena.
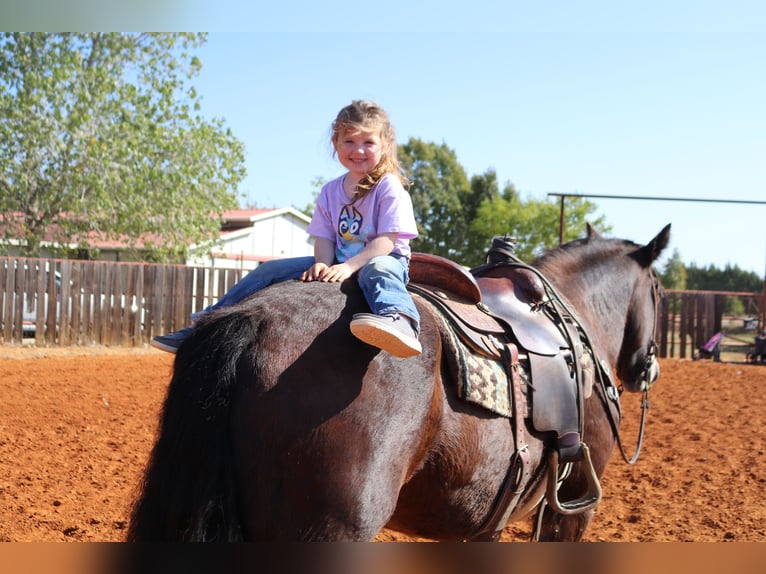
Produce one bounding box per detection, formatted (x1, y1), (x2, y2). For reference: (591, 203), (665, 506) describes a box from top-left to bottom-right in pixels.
(0, 346), (764, 543)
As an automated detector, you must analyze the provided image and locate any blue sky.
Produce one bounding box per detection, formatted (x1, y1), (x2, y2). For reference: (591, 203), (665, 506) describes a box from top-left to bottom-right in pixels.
(5, 1), (765, 275)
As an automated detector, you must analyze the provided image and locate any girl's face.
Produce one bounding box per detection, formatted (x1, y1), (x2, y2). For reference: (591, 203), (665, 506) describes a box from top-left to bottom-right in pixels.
(334, 128), (384, 179)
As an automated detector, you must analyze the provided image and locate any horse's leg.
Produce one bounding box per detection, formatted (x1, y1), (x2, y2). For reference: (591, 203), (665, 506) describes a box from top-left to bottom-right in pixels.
(238, 442), (402, 540)
(534, 504), (595, 541)
(536, 393), (615, 542)
(535, 454), (604, 541)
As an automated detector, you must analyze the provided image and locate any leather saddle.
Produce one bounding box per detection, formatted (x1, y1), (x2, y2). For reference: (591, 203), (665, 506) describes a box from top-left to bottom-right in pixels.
(408, 251), (590, 463)
(408, 252), (572, 358)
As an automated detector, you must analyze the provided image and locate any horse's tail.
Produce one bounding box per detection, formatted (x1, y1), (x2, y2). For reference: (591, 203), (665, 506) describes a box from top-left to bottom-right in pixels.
(127, 308), (259, 541)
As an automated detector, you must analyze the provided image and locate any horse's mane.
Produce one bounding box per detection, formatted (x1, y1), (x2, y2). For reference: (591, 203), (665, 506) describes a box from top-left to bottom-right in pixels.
(532, 235), (641, 274)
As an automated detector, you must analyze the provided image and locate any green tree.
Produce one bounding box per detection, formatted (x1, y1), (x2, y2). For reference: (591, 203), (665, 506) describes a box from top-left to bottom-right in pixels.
(680, 261), (761, 316)
(460, 169), (504, 264)
(467, 186), (609, 263)
(398, 138), (472, 261)
(466, 168), (500, 225)
(659, 249), (687, 290)
(0, 33), (245, 261)
(686, 262), (762, 293)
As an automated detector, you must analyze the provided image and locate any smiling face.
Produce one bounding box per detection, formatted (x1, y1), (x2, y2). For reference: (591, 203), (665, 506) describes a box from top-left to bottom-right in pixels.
(333, 128), (384, 180)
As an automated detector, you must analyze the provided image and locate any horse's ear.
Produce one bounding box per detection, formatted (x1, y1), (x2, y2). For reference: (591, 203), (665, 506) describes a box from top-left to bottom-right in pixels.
(637, 224), (671, 266)
(586, 222), (601, 241)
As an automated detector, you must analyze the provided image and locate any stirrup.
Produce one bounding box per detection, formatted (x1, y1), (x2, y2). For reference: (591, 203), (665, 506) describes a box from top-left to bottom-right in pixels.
(545, 443), (602, 515)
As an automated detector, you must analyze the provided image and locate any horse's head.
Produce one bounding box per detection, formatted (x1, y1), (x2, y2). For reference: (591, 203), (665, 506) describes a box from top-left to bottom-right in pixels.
(535, 224), (671, 394)
(615, 224), (670, 393)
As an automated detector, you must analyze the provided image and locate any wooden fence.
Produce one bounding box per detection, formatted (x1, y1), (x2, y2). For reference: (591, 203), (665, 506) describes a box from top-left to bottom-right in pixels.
(657, 290), (763, 359)
(3, 257), (764, 356)
(1, 257), (244, 347)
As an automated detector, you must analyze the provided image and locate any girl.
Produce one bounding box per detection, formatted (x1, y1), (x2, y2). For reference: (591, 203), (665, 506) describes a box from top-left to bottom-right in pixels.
(151, 100), (422, 357)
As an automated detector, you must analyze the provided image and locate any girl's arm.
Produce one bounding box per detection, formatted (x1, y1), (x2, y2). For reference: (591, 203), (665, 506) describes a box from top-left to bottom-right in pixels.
(304, 233), (398, 283)
(342, 233), (397, 274)
(301, 237), (336, 281)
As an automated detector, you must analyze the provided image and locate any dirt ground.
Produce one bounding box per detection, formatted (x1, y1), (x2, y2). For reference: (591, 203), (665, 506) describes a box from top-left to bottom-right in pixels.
(0, 345), (764, 543)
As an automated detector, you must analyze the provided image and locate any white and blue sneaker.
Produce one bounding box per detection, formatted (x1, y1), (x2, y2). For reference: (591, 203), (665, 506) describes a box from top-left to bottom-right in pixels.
(349, 313), (422, 358)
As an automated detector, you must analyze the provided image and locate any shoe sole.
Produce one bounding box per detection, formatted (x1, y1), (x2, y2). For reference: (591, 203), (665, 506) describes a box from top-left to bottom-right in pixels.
(150, 339), (179, 354)
(350, 318), (422, 358)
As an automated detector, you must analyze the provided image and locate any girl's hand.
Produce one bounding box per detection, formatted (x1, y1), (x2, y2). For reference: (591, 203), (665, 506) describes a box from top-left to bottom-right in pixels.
(315, 262), (354, 282)
(301, 262), (329, 282)
(301, 262), (353, 282)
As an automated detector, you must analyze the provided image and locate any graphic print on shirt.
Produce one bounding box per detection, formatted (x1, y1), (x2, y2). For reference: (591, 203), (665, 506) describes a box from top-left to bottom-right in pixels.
(337, 205), (367, 260)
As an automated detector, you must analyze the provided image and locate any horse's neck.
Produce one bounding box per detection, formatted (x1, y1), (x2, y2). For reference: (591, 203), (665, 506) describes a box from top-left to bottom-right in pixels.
(542, 262), (634, 368)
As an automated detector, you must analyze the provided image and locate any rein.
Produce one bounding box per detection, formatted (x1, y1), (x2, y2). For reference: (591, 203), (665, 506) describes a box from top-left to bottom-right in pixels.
(593, 360), (650, 465)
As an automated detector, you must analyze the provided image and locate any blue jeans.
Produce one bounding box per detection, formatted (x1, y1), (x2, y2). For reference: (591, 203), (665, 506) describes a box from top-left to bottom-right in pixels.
(194, 254), (420, 330)
(356, 255), (420, 331)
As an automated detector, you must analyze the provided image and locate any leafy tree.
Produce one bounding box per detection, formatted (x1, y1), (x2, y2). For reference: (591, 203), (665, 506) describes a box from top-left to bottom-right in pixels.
(659, 248), (687, 290)
(661, 258), (762, 315)
(0, 33), (245, 261)
(686, 262), (762, 293)
(398, 138), (472, 261)
(467, 185), (609, 263)
(466, 168), (500, 224)
(460, 169), (504, 264)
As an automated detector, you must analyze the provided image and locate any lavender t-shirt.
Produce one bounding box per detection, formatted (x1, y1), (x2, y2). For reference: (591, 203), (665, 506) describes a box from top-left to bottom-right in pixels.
(306, 173), (418, 262)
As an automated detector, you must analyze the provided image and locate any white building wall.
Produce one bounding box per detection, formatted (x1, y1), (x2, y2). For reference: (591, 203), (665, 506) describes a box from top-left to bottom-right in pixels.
(187, 210), (314, 270)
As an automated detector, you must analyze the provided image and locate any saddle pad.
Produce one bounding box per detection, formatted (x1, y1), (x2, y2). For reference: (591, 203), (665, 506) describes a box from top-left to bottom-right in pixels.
(440, 316), (513, 418)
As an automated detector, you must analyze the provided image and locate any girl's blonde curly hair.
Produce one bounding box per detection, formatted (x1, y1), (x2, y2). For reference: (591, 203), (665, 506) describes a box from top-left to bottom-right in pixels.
(331, 100), (408, 202)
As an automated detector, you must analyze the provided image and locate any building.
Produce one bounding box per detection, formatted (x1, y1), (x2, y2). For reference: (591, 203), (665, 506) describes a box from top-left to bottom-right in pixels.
(0, 207), (314, 270)
(187, 207), (314, 270)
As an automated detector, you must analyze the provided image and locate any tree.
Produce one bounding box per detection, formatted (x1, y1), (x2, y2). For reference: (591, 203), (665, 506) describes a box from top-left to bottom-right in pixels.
(686, 262), (762, 293)
(457, 169), (503, 264)
(659, 249), (687, 290)
(0, 33), (245, 261)
(466, 168), (500, 224)
(397, 138), (609, 265)
(466, 184), (609, 263)
(398, 138), (472, 261)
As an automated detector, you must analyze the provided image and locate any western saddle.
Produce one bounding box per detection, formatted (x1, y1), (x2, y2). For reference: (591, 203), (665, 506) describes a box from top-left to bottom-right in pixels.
(407, 238), (605, 539)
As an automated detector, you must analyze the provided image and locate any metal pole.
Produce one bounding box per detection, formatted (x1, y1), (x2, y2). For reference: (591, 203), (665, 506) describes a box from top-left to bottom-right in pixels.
(546, 192), (766, 206)
(762, 248), (766, 332)
(558, 195), (565, 245)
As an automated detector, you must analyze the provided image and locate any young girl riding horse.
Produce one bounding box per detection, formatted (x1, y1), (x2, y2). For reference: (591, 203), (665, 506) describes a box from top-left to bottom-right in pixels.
(151, 100), (421, 358)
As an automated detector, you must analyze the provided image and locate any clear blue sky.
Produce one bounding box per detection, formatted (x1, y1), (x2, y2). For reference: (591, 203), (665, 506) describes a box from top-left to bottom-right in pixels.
(5, 1), (766, 275)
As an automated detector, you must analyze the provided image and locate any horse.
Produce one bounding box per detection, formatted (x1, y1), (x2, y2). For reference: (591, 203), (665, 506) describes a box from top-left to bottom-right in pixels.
(128, 224), (670, 542)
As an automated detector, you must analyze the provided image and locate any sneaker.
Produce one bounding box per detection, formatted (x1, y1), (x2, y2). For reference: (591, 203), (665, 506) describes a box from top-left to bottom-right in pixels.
(150, 326), (194, 354)
(349, 313), (422, 358)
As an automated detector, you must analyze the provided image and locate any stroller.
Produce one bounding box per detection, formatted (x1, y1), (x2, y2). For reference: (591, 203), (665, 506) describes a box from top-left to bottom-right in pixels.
(747, 330), (766, 364)
(696, 332), (723, 362)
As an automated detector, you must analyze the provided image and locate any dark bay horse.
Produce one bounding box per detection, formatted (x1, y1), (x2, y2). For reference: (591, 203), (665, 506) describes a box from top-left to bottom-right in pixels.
(128, 224), (670, 542)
